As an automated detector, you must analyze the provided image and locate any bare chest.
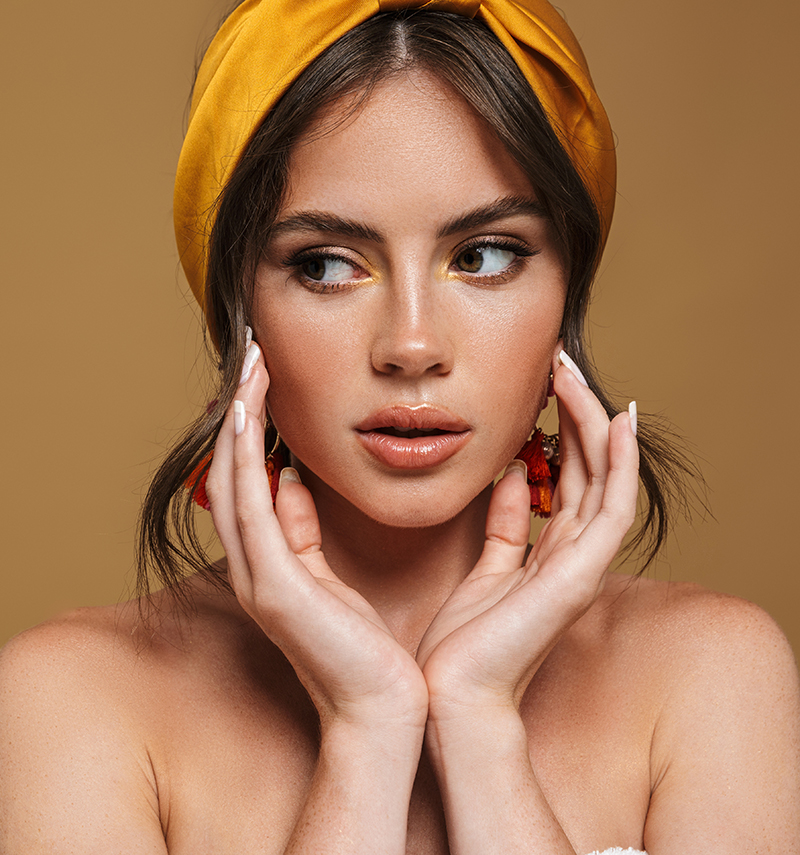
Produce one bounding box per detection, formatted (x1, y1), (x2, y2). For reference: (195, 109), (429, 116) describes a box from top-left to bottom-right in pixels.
(149, 656), (652, 855)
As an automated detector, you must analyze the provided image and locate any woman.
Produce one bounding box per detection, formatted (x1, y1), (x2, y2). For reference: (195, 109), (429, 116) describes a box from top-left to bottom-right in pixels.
(1, 1), (798, 852)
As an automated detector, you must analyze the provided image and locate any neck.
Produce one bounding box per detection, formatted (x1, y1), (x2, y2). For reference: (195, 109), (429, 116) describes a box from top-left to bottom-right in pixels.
(304, 473), (493, 654)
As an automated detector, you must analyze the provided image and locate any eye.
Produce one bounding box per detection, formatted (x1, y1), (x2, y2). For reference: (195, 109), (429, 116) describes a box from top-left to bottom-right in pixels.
(281, 248), (371, 293)
(454, 245), (517, 274)
(450, 238), (536, 283)
(301, 255), (361, 283)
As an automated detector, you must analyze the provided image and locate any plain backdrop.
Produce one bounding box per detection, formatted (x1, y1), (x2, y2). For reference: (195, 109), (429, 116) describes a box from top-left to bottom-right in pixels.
(2, 1), (798, 658)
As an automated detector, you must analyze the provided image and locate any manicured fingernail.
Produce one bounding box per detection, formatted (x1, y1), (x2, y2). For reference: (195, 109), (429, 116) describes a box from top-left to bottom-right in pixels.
(557, 350), (589, 387)
(234, 400), (246, 436)
(279, 467), (301, 487)
(239, 342), (261, 386)
(628, 401), (638, 437)
(245, 325), (253, 350)
(506, 459), (528, 480)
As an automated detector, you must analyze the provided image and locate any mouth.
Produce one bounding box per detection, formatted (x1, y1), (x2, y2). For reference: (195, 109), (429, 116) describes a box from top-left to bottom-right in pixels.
(371, 426), (451, 439)
(355, 406), (472, 469)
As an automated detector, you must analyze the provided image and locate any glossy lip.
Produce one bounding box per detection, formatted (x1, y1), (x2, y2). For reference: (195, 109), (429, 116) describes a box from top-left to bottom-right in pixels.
(355, 405), (473, 470)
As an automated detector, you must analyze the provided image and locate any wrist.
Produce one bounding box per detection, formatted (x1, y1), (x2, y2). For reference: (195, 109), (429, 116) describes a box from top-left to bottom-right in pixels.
(425, 697), (527, 766)
(318, 679), (429, 735)
(425, 676), (519, 724)
(319, 713), (426, 788)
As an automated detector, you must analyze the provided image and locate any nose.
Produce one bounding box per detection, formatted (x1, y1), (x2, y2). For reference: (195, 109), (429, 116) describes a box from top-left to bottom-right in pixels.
(370, 269), (455, 378)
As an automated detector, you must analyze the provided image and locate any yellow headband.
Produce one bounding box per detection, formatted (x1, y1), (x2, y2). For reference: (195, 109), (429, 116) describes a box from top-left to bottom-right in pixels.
(174, 0), (616, 310)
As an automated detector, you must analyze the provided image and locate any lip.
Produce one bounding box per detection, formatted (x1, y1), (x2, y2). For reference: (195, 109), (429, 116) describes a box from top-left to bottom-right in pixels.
(355, 405), (472, 469)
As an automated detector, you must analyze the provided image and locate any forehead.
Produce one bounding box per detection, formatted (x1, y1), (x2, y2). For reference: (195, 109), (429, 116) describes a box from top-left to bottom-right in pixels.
(281, 70), (537, 223)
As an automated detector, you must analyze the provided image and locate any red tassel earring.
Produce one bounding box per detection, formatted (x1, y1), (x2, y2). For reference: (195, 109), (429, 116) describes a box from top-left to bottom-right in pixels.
(516, 429), (560, 518)
(185, 427), (284, 511)
(264, 434), (285, 505)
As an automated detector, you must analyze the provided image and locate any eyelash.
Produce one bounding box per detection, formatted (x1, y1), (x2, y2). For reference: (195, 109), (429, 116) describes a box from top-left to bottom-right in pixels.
(281, 248), (365, 293)
(281, 237), (539, 293)
(450, 237), (537, 284)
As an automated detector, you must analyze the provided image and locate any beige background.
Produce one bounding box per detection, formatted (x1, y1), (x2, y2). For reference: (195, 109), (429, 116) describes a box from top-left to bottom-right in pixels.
(2, 1), (798, 657)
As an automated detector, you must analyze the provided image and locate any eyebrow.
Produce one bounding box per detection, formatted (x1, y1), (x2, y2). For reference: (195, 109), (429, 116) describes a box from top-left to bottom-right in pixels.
(436, 197), (549, 238)
(269, 196), (548, 243)
(270, 212), (382, 242)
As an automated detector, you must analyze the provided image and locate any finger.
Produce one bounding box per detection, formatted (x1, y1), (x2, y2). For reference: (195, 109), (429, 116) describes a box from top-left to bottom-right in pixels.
(207, 409), (246, 573)
(571, 410), (640, 572)
(469, 461), (531, 579)
(275, 470), (337, 582)
(230, 384), (293, 595)
(553, 355), (613, 520)
(551, 382), (587, 509)
(206, 349), (269, 575)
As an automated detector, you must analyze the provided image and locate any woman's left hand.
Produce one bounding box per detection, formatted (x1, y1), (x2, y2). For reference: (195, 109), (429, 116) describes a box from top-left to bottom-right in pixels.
(416, 355), (639, 712)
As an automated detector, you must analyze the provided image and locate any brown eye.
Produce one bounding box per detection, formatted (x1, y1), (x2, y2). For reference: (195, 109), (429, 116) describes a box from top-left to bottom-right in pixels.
(302, 258), (327, 281)
(456, 247), (485, 273)
(454, 245), (517, 275)
(300, 255), (359, 282)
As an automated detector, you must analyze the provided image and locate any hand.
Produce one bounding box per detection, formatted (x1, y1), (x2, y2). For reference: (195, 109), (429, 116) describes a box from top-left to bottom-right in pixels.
(416, 354), (639, 713)
(205, 344), (428, 730)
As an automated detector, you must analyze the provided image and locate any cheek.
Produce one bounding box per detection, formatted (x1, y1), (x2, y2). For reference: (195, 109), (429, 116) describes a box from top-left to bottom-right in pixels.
(255, 305), (356, 462)
(476, 292), (562, 405)
(253, 269), (565, 503)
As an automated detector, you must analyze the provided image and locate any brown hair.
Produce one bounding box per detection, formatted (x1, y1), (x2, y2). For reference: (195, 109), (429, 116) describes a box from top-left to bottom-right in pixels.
(138, 9), (700, 607)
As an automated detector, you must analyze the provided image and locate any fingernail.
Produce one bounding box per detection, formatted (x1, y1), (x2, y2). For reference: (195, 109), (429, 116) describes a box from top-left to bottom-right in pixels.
(279, 467), (301, 487)
(239, 342), (261, 386)
(506, 459), (528, 480)
(557, 350), (589, 387)
(628, 401), (638, 437)
(245, 325), (253, 351)
(234, 400), (246, 436)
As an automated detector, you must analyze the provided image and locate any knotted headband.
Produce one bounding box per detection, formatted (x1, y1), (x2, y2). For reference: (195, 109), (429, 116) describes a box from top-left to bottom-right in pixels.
(174, 0), (616, 311)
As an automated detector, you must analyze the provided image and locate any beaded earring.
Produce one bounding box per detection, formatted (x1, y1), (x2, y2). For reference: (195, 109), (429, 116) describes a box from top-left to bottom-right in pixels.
(186, 425), (284, 511)
(516, 373), (559, 518)
(516, 429), (560, 518)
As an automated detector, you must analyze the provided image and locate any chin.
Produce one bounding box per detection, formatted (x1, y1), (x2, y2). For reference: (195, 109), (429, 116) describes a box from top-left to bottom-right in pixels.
(293, 451), (499, 530)
(343, 480), (493, 531)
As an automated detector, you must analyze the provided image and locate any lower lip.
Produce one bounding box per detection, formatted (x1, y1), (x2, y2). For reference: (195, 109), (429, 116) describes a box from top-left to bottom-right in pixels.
(356, 430), (472, 469)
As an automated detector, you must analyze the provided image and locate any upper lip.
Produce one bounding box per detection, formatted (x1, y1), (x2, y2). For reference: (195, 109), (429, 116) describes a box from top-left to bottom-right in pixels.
(355, 405), (471, 433)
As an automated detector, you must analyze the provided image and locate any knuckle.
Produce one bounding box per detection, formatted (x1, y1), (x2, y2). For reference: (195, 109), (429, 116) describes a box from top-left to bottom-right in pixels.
(248, 362), (268, 387)
(234, 495), (264, 531)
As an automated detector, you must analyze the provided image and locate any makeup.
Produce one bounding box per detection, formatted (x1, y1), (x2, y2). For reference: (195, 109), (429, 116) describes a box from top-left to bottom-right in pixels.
(355, 406), (472, 469)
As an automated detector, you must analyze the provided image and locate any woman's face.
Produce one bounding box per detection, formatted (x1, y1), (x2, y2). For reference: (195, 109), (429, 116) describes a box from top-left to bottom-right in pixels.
(254, 70), (567, 528)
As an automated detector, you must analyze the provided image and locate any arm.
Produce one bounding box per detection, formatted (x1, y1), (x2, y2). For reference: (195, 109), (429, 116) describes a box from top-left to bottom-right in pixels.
(207, 345), (428, 855)
(417, 354), (640, 854)
(644, 592), (800, 852)
(1, 345), (426, 855)
(0, 619), (169, 855)
(417, 351), (800, 852)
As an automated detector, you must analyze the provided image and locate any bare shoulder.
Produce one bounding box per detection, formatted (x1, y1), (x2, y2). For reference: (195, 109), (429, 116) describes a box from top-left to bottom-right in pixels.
(598, 571), (798, 676)
(595, 573), (800, 849)
(0, 597), (195, 853)
(591, 572), (800, 716)
(0, 594), (184, 710)
(2, 601), (135, 681)
(0, 578), (264, 722)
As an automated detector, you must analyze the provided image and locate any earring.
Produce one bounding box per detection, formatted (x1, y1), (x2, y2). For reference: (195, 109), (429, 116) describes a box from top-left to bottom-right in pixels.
(516, 428), (560, 518)
(187, 450), (213, 510)
(186, 424), (285, 510)
(264, 426), (284, 506)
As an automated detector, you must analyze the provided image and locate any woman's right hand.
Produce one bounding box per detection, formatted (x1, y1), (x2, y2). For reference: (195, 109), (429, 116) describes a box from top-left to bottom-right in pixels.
(205, 343), (428, 731)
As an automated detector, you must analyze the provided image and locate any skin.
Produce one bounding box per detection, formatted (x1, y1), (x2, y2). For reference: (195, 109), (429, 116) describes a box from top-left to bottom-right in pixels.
(1, 71), (798, 855)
